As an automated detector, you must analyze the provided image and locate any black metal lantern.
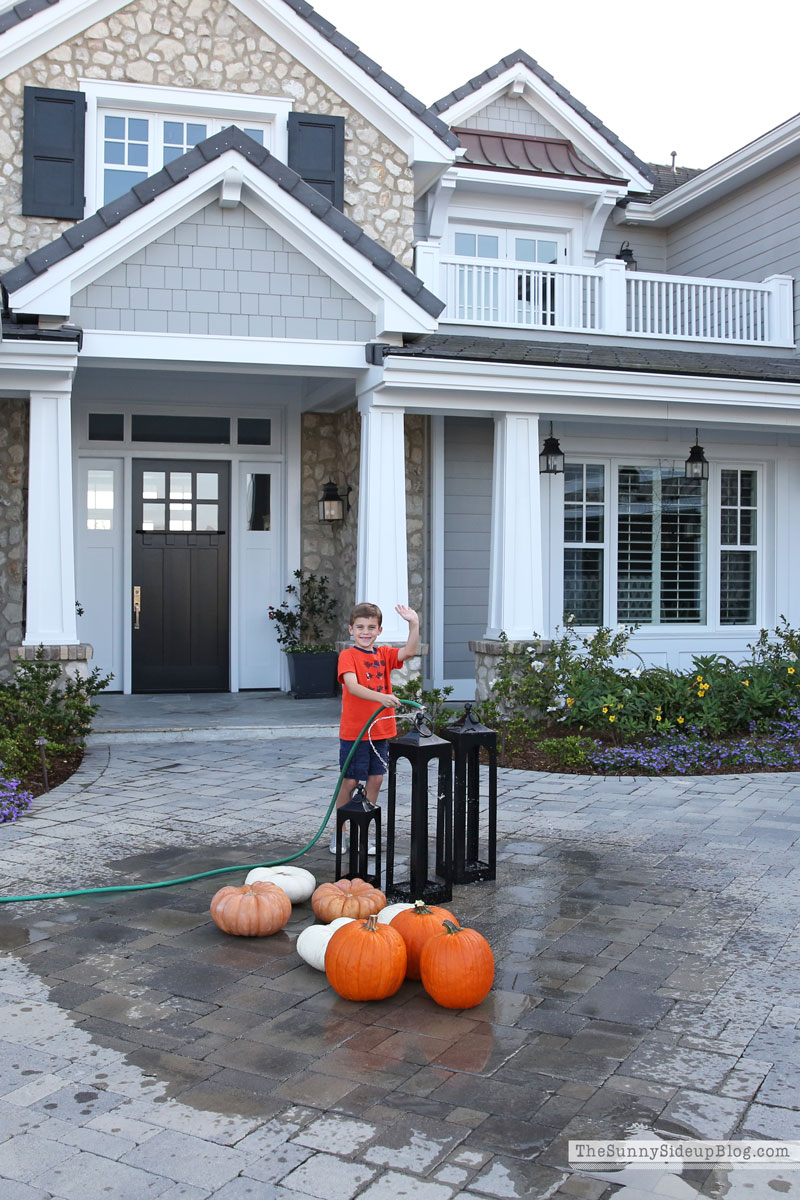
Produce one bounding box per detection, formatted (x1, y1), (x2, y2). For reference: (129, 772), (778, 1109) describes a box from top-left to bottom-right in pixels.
(616, 240), (637, 271)
(539, 422), (565, 475)
(442, 704), (497, 884)
(318, 479), (351, 522)
(685, 429), (709, 481)
(334, 784), (381, 888)
(385, 712), (453, 904)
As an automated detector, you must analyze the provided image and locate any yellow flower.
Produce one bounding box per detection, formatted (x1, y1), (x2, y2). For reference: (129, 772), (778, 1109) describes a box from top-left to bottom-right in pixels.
(655, 706), (662, 712)
(742, 680), (750, 686)
(656, 715), (662, 722)
(609, 715), (616, 723)
(677, 716), (685, 724)
(602, 706), (608, 713)
(696, 675), (703, 682)
(697, 691), (704, 698)
(567, 697), (574, 706)
(789, 667), (796, 676)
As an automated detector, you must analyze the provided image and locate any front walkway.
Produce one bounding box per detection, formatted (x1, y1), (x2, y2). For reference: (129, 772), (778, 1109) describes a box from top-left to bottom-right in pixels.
(1, 732), (800, 1199)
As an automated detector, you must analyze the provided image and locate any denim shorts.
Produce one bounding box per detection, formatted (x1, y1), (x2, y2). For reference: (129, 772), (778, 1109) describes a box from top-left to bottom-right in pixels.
(339, 738), (389, 780)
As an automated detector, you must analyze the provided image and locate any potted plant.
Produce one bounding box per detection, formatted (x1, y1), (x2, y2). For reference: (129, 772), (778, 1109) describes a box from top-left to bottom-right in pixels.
(268, 570), (339, 699)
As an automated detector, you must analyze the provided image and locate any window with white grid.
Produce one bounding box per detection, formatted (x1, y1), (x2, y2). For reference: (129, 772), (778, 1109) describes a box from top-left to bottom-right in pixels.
(563, 463), (605, 624)
(720, 468), (758, 625)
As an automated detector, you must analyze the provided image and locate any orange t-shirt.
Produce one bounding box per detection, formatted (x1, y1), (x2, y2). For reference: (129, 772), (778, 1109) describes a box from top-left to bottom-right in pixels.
(338, 644), (401, 739)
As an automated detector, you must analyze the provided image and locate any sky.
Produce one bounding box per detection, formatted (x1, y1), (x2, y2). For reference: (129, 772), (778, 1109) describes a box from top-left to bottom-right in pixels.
(317, 0), (799, 170)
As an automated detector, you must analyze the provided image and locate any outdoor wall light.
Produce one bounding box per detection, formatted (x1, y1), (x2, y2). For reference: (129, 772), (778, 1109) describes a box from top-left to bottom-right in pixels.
(684, 430), (709, 481)
(617, 240), (637, 270)
(318, 479), (352, 522)
(539, 423), (565, 474)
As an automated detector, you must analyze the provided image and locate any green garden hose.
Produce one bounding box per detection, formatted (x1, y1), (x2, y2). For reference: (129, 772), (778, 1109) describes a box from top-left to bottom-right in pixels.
(0, 699), (423, 906)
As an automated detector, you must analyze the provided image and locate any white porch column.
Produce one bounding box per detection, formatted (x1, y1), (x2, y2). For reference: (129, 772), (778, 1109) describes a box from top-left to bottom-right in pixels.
(356, 399), (409, 642)
(486, 412), (545, 639)
(24, 389), (78, 645)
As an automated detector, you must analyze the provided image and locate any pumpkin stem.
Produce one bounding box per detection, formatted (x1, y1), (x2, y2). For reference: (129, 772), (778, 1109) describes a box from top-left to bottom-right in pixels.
(364, 914), (380, 932)
(441, 920), (463, 935)
(413, 900), (432, 914)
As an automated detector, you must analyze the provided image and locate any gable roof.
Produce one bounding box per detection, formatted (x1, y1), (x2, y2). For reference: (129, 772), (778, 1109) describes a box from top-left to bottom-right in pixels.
(1, 126), (444, 319)
(433, 50), (655, 185)
(454, 127), (626, 184)
(0, 0), (458, 151)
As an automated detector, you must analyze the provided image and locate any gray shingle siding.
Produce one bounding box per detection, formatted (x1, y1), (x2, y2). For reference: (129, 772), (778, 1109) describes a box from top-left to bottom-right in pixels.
(70, 204), (375, 339)
(460, 98), (561, 139)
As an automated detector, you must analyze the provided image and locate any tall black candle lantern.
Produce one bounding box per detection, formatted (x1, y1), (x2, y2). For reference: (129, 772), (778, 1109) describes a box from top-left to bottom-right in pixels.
(441, 703), (497, 884)
(385, 712), (453, 904)
(334, 784), (381, 888)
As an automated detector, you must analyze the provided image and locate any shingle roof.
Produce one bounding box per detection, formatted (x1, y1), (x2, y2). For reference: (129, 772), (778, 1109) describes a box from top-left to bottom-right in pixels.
(454, 128), (625, 184)
(433, 50), (656, 185)
(0, 0), (459, 151)
(632, 162), (705, 203)
(386, 334), (800, 383)
(0, 127), (445, 318)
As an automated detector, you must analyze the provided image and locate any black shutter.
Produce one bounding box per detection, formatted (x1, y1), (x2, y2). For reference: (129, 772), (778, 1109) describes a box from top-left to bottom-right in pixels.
(22, 87), (86, 220)
(287, 112), (344, 211)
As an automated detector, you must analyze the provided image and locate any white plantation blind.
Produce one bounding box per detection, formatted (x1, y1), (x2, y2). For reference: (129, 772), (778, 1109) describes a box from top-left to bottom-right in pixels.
(720, 469), (757, 624)
(617, 466), (707, 624)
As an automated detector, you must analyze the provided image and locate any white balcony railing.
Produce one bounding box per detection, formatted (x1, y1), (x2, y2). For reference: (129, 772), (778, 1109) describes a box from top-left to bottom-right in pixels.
(421, 251), (795, 348)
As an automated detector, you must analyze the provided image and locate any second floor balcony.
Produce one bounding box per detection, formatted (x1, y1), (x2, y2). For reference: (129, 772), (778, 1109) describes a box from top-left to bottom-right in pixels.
(414, 249), (795, 350)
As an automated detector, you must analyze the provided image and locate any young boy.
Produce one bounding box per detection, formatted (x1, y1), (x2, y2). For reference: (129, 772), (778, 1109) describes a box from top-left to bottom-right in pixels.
(331, 601), (420, 852)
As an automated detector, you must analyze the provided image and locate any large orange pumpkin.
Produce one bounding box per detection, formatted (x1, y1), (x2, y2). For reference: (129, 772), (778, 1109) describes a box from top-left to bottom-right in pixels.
(419, 920), (494, 1009)
(311, 877), (386, 923)
(210, 881), (292, 937)
(390, 899), (457, 980)
(325, 913), (407, 1001)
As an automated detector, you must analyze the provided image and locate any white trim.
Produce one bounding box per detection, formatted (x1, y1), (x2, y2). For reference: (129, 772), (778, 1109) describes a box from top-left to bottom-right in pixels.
(621, 111), (800, 227)
(449, 165), (628, 203)
(8, 149), (439, 336)
(0, 0), (454, 170)
(355, 398), (409, 641)
(80, 332), (371, 372)
(436, 63), (653, 194)
(82, 78), (292, 213)
(429, 414), (445, 687)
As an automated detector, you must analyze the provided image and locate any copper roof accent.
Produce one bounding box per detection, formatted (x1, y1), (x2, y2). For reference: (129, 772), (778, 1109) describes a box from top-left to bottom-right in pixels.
(453, 127), (627, 184)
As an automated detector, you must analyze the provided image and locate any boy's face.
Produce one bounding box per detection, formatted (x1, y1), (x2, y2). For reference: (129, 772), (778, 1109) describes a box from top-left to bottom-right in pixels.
(350, 616), (382, 651)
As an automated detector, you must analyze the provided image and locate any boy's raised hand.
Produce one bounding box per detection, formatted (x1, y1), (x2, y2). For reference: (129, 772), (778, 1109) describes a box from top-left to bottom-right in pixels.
(395, 604), (419, 624)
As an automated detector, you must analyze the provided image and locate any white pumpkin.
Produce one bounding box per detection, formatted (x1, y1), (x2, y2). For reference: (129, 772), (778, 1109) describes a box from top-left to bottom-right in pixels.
(376, 902), (415, 925)
(244, 866), (316, 904)
(296, 917), (354, 971)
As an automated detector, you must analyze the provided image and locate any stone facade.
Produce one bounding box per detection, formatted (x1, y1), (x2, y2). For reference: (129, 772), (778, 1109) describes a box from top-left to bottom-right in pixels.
(301, 409), (426, 642)
(0, 0), (416, 274)
(470, 637), (546, 701)
(0, 398), (28, 681)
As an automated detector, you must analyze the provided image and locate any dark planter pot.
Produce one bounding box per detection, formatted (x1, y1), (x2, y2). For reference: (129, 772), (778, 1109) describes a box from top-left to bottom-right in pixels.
(286, 650), (338, 699)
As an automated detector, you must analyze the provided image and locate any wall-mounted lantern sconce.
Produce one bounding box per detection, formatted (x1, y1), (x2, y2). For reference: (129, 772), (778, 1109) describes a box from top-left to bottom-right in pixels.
(617, 240), (637, 271)
(318, 479), (352, 523)
(539, 422), (565, 475)
(684, 430), (709, 481)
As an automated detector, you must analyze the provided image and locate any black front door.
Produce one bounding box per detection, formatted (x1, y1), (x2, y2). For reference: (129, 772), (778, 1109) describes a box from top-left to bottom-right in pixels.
(132, 460), (230, 692)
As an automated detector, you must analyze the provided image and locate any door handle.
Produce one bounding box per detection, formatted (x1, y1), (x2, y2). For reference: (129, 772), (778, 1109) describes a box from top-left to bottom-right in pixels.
(133, 586), (141, 630)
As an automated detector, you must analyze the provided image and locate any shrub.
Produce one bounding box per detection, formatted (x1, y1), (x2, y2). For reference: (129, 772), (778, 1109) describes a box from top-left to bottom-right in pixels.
(268, 570), (337, 652)
(393, 677), (458, 732)
(0, 650), (111, 779)
(0, 771), (33, 823)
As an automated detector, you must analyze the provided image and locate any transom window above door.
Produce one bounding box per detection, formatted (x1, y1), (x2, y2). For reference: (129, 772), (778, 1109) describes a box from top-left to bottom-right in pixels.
(452, 226), (566, 264)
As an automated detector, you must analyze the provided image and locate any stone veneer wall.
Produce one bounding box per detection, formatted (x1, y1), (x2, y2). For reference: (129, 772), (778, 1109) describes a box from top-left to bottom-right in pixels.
(0, 0), (416, 274)
(301, 409), (426, 642)
(0, 399), (28, 680)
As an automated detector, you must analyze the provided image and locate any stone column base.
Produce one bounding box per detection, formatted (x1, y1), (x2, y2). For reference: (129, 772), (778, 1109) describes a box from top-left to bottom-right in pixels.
(12, 643), (94, 683)
(469, 638), (548, 700)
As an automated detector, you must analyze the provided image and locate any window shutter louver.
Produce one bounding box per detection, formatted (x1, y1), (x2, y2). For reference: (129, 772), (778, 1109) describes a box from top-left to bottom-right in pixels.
(22, 87), (86, 220)
(287, 112), (344, 211)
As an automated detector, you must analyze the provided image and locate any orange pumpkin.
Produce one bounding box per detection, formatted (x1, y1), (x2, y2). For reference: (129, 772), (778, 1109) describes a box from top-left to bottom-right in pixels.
(325, 913), (407, 1001)
(311, 877), (386, 923)
(419, 920), (494, 1009)
(210, 881), (292, 937)
(390, 899), (457, 980)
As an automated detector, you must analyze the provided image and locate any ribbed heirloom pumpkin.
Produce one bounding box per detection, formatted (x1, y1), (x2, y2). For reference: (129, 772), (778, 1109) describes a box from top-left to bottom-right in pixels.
(419, 920), (495, 1009)
(210, 881), (292, 937)
(311, 877), (386, 922)
(390, 900), (457, 980)
(325, 913), (407, 1001)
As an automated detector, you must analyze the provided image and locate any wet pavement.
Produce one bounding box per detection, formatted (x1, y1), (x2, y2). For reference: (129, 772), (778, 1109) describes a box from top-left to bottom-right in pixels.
(2, 732), (800, 1199)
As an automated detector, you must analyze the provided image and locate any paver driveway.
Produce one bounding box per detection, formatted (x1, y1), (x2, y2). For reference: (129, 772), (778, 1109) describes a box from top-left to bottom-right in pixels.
(1, 737), (800, 1199)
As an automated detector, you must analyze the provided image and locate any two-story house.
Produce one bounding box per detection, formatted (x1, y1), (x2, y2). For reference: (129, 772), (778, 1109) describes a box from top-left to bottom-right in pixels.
(0, 2), (798, 698)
